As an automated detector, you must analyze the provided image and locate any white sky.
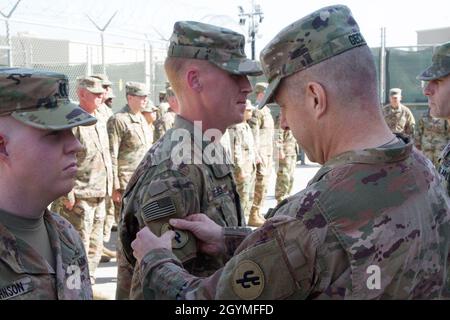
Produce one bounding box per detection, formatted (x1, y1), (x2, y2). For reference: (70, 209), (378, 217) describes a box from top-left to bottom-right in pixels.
(1, 0), (450, 57)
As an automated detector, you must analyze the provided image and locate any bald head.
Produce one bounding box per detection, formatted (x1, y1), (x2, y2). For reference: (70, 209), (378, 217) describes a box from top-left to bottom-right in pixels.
(282, 46), (378, 110)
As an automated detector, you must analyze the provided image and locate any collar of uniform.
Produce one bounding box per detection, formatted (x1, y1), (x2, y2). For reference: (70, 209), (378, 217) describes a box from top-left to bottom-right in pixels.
(173, 115), (229, 165)
(125, 105), (144, 124)
(0, 209), (55, 274)
(309, 134), (413, 185)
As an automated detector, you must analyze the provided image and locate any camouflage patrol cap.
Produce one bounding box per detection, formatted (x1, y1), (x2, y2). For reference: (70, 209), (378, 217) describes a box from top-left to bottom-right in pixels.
(389, 88), (402, 96)
(168, 21), (263, 76)
(142, 102), (158, 113)
(125, 81), (149, 96)
(417, 41), (450, 81)
(255, 82), (268, 94)
(90, 73), (113, 86)
(258, 5), (367, 108)
(0, 68), (96, 130)
(77, 76), (105, 94)
(166, 86), (175, 97)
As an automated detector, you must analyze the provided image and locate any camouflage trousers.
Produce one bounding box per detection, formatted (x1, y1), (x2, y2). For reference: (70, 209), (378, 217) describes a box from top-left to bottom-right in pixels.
(275, 155), (297, 203)
(103, 194), (116, 243)
(53, 197), (105, 282)
(234, 167), (256, 222)
(250, 154), (273, 216)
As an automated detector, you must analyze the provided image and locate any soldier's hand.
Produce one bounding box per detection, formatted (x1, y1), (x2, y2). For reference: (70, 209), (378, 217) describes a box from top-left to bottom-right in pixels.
(169, 214), (225, 256)
(63, 198), (75, 211)
(112, 189), (123, 203)
(279, 150), (286, 160)
(131, 227), (175, 263)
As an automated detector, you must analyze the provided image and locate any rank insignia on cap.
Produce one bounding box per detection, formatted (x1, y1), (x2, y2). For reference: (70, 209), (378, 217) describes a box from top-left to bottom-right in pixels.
(232, 260), (265, 300)
(161, 223), (189, 249)
(142, 197), (176, 223)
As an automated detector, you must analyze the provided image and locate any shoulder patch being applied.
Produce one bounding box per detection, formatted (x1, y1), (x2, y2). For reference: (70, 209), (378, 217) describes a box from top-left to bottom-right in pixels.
(161, 223), (189, 249)
(232, 260), (265, 300)
(142, 197), (176, 223)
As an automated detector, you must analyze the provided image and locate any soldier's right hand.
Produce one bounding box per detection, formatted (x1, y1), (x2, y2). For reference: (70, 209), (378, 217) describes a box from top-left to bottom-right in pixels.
(169, 214), (225, 256)
(112, 189), (123, 203)
(63, 198), (75, 210)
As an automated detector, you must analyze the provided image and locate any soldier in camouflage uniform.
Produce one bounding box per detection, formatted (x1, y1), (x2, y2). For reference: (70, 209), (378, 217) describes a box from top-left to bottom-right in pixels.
(228, 100), (257, 221)
(274, 112), (298, 204)
(108, 82), (154, 229)
(382, 88), (416, 136)
(90, 73), (117, 263)
(130, 5), (450, 300)
(153, 86), (178, 142)
(247, 82), (275, 227)
(0, 68), (94, 299)
(141, 102), (159, 142)
(414, 107), (450, 167)
(116, 20), (262, 300)
(418, 41), (450, 197)
(51, 77), (113, 285)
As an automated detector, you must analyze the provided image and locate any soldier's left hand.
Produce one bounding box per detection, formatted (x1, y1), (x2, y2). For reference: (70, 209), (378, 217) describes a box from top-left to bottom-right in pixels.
(131, 227), (175, 263)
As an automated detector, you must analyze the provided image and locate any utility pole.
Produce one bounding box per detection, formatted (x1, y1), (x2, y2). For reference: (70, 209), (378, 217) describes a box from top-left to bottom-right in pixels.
(86, 11), (117, 74)
(238, 0), (264, 60)
(0, 0), (22, 67)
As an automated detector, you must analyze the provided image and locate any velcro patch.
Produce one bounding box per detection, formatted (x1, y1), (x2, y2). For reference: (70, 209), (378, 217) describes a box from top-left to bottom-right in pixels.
(142, 197), (176, 222)
(232, 260), (264, 300)
(0, 277), (34, 300)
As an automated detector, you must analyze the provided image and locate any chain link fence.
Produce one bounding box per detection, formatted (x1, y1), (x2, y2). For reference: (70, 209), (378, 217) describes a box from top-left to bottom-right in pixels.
(0, 17), (169, 112)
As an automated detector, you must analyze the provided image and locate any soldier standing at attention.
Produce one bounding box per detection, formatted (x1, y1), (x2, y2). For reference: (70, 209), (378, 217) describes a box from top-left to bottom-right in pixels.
(108, 82), (154, 231)
(131, 5), (450, 300)
(90, 73), (117, 264)
(414, 107), (450, 167)
(247, 82), (275, 227)
(153, 86), (178, 142)
(51, 76), (113, 288)
(228, 100), (257, 222)
(0, 68), (95, 299)
(382, 88), (415, 136)
(116, 20), (262, 300)
(418, 41), (450, 197)
(141, 103), (159, 141)
(274, 111), (299, 204)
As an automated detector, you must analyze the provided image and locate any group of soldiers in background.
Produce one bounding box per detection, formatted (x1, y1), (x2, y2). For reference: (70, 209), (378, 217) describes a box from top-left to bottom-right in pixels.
(382, 87), (450, 168)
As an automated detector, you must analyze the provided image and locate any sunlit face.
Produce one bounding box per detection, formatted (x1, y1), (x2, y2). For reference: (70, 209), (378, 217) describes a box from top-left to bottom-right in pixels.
(423, 75), (450, 119)
(389, 95), (401, 108)
(142, 110), (157, 124)
(275, 81), (317, 163)
(2, 119), (83, 204)
(200, 65), (252, 131)
(78, 88), (104, 114)
(128, 95), (149, 112)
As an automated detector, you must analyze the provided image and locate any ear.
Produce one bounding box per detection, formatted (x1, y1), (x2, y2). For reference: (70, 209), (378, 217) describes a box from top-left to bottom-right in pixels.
(186, 68), (202, 92)
(0, 134), (9, 160)
(306, 82), (327, 119)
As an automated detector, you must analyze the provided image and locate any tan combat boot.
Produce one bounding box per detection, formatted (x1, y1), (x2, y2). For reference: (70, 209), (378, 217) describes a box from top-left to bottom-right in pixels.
(100, 247), (116, 263)
(247, 211), (265, 227)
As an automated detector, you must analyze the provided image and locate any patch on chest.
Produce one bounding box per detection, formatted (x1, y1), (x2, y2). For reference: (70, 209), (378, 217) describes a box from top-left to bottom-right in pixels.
(0, 277), (34, 300)
(232, 260), (264, 300)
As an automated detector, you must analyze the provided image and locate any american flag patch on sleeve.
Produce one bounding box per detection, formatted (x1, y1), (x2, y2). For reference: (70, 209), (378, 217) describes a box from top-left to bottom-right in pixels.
(142, 197), (176, 222)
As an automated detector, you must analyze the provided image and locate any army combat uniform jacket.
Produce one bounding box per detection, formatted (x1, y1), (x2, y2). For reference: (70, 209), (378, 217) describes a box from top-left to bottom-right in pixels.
(0, 210), (92, 300)
(118, 115), (244, 299)
(108, 105), (153, 192)
(382, 104), (416, 136)
(137, 135), (450, 299)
